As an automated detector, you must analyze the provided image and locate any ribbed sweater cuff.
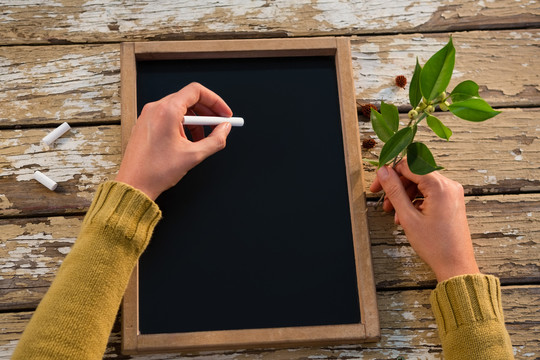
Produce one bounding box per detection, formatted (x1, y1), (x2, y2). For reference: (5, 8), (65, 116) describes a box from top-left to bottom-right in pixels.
(83, 181), (162, 254)
(430, 274), (504, 337)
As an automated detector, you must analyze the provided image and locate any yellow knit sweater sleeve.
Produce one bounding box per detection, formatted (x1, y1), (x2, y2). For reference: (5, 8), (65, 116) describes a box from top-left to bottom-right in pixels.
(12, 181), (162, 360)
(430, 274), (514, 360)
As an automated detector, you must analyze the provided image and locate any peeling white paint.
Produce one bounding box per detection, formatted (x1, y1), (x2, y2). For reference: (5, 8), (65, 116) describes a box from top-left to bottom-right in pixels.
(0, 340), (19, 359)
(1, 128), (117, 187)
(402, 311), (416, 320)
(314, 0), (439, 30)
(0, 46), (120, 123)
(57, 246), (71, 255)
(383, 246), (415, 258)
(510, 148), (523, 161)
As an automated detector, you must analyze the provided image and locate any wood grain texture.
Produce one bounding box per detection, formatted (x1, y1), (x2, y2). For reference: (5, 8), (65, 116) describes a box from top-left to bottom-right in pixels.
(2, 194), (538, 311)
(1, 286), (538, 359)
(1, 30), (538, 127)
(0, 0), (538, 45)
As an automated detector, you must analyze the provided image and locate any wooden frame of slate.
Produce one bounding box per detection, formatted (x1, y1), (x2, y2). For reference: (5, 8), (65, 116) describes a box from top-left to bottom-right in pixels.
(120, 37), (379, 354)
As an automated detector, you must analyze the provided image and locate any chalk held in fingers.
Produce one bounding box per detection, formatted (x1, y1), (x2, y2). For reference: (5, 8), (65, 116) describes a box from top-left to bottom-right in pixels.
(34, 171), (58, 191)
(42, 122), (71, 146)
(183, 116), (244, 127)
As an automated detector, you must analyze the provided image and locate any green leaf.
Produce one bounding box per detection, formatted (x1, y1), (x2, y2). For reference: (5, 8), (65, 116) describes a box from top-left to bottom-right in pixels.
(371, 108), (394, 143)
(449, 98), (501, 121)
(409, 58), (423, 108)
(378, 126), (415, 167)
(420, 38), (455, 101)
(426, 115), (452, 141)
(407, 142), (444, 175)
(380, 101), (399, 132)
(450, 80), (480, 102)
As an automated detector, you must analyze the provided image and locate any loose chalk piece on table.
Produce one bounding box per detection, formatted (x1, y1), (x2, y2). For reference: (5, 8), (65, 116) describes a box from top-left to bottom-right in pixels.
(183, 116), (244, 127)
(42, 122), (71, 146)
(34, 171), (58, 191)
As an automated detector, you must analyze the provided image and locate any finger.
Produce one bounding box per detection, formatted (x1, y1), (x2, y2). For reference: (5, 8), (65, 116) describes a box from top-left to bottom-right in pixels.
(378, 174), (416, 212)
(172, 83), (233, 118)
(413, 199), (424, 210)
(376, 166), (418, 222)
(404, 179), (420, 202)
(394, 158), (441, 186)
(189, 102), (224, 117)
(369, 176), (383, 193)
(191, 122), (232, 160)
(383, 196), (395, 213)
(372, 167), (415, 194)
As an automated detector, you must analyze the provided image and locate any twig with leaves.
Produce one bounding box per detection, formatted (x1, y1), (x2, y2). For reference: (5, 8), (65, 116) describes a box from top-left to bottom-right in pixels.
(368, 37), (501, 175)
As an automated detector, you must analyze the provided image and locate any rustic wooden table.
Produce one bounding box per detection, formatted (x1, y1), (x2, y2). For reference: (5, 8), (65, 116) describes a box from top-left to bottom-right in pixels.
(1, 2), (539, 359)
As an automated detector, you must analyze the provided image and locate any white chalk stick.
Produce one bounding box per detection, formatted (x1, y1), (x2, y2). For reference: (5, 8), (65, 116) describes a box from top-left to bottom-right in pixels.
(34, 171), (58, 191)
(42, 122), (71, 146)
(183, 116), (244, 127)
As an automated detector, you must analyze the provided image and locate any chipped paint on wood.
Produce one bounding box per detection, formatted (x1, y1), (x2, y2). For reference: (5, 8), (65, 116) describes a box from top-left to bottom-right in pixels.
(0, 0), (538, 44)
(0, 126), (120, 216)
(0, 44), (120, 126)
(352, 30), (540, 108)
(1, 287), (538, 359)
(0, 92), (539, 217)
(1, 1), (538, 358)
(1, 30), (538, 127)
(0, 216), (81, 309)
(2, 194), (538, 310)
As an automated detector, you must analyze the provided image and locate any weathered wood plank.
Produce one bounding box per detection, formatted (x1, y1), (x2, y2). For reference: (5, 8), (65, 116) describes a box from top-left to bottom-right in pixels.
(0, 1), (538, 45)
(2, 194), (538, 309)
(362, 108), (540, 197)
(1, 30), (538, 127)
(0, 216), (80, 310)
(1, 286), (537, 359)
(2, 107), (537, 217)
(0, 44), (120, 126)
(352, 30), (540, 109)
(370, 194), (540, 289)
(0, 126), (121, 217)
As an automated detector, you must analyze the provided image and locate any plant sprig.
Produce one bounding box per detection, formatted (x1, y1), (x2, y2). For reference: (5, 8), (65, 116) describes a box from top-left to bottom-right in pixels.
(368, 37), (501, 175)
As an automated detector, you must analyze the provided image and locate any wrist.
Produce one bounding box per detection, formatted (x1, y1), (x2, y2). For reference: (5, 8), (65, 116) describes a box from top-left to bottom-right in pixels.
(114, 174), (160, 201)
(435, 263), (481, 282)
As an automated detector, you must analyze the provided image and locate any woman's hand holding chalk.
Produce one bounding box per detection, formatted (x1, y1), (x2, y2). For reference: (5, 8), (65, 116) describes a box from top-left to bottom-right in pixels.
(183, 116), (244, 127)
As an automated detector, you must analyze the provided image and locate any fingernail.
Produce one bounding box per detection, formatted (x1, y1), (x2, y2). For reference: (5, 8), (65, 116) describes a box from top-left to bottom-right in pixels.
(377, 166), (389, 180)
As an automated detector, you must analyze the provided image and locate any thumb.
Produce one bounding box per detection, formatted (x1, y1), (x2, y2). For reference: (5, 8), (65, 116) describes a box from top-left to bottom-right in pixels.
(377, 166), (417, 222)
(192, 121), (232, 159)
